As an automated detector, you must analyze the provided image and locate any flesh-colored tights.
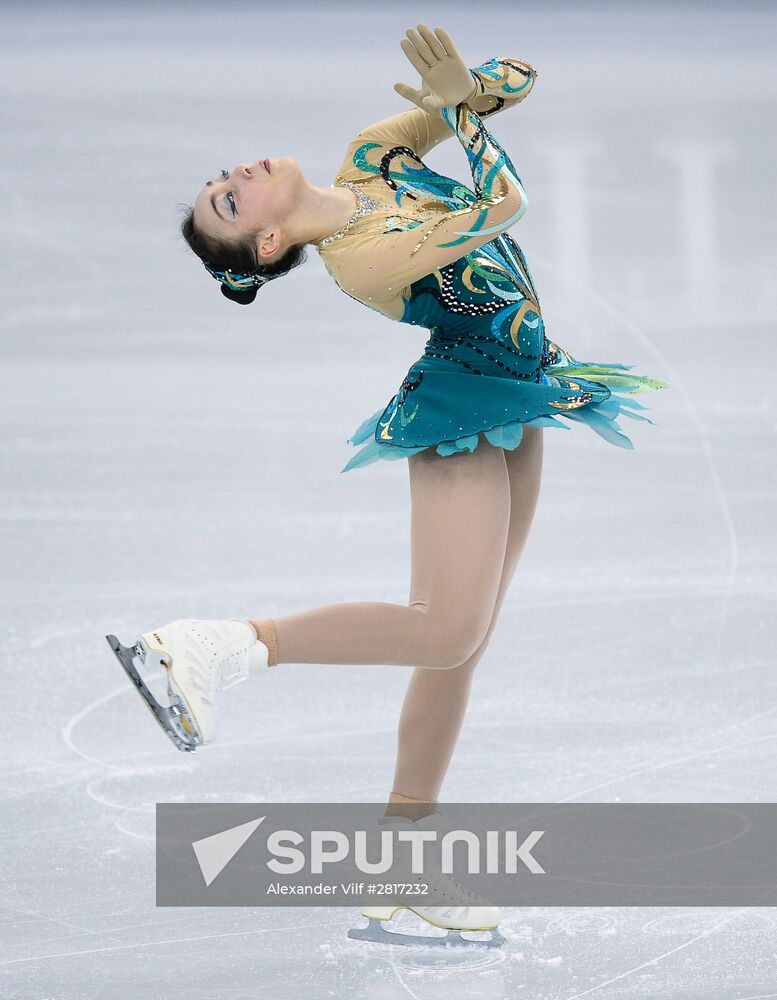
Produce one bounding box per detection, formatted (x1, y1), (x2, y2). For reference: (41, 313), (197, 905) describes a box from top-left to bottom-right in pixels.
(250, 427), (544, 806)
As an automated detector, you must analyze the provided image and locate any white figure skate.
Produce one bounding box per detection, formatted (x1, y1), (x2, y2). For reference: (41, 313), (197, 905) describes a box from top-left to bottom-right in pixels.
(105, 618), (268, 752)
(348, 813), (505, 949)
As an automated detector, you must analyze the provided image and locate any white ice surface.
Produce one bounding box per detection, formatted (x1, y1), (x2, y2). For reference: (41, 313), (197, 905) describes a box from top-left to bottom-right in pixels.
(1, 1), (777, 997)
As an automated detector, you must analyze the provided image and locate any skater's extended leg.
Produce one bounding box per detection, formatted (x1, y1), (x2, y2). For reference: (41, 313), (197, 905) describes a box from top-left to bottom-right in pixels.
(257, 437), (511, 668)
(389, 426), (544, 804)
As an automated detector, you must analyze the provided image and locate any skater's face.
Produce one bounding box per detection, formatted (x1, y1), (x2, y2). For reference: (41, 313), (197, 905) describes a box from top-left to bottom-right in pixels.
(192, 156), (300, 263)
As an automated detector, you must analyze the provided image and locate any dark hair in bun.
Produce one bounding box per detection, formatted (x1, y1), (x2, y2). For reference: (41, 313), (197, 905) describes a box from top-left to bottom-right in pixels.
(178, 205), (308, 305)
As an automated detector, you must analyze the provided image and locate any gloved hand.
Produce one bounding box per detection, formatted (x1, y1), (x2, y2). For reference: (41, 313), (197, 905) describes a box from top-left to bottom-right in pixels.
(394, 24), (477, 114)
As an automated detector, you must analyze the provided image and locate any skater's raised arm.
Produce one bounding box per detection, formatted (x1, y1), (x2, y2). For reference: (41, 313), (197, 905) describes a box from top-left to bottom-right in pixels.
(333, 25), (537, 180)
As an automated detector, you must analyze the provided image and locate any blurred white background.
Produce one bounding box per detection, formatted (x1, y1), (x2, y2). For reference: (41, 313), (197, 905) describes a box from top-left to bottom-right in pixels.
(1, 2), (776, 997)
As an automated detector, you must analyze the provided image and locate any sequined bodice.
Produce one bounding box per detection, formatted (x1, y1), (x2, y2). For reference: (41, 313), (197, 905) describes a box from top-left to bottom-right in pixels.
(315, 143), (542, 328)
(398, 228), (540, 328)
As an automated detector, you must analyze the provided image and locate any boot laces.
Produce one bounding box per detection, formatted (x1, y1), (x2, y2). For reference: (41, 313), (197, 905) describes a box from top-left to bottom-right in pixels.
(187, 624), (249, 703)
(427, 872), (487, 905)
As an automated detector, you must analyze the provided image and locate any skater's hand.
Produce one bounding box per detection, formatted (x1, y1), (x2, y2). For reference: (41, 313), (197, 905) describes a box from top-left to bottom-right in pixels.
(394, 24), (477, 114)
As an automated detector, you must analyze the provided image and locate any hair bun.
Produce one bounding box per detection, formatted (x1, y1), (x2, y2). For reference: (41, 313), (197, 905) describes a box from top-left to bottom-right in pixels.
(220, 284), (259, 305)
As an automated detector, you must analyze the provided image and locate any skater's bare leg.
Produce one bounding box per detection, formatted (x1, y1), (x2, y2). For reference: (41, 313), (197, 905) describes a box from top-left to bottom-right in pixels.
(253, 438), (511, 668)
(389, 426), (544, 805)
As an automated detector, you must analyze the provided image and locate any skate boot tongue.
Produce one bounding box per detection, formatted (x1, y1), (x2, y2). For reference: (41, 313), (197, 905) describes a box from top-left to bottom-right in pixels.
(245, 639), (269, 674)
(228, 619), (269, 674)
(408, 811), (443, 831)
(378, 815), (419, 829)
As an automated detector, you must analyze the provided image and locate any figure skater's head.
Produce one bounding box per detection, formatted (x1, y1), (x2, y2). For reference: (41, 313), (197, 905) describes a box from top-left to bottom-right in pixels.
(180, 156), (308, 305)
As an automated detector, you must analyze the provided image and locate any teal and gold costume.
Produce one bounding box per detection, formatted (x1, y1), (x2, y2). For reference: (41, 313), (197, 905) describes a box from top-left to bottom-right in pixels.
(312, 57), (669, 473)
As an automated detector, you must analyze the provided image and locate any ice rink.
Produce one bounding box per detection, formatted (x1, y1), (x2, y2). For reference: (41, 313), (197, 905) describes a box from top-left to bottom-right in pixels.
(2, 1), (776, 996)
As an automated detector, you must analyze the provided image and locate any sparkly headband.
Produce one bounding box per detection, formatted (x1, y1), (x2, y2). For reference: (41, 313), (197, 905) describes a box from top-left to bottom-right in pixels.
(203, 260), (278, 292)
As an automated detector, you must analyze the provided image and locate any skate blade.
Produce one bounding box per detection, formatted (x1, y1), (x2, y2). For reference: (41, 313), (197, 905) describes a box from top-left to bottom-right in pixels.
(347, 917), (505, 949)
(105, 634), (202, 753)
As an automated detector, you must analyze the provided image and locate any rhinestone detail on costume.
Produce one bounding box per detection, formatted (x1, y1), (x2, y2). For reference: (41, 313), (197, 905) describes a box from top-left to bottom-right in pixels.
(314, 182), (382, 250)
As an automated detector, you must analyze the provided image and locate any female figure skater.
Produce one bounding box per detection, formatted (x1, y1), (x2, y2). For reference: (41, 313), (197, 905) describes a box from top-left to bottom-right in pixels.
(107, 24), (668, 946)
